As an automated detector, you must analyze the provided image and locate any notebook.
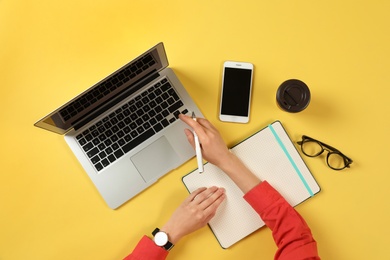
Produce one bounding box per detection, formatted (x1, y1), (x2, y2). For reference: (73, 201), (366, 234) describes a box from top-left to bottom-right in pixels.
(34, 42), (204, 209)
(182, 121), (320, 248)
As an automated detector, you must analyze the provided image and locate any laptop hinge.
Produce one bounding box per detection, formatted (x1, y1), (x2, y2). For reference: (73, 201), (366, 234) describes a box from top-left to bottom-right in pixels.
(72, 70), (160, 131)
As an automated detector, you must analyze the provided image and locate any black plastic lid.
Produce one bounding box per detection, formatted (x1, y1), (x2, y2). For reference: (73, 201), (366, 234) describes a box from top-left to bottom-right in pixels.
(276, 79), (311, 112)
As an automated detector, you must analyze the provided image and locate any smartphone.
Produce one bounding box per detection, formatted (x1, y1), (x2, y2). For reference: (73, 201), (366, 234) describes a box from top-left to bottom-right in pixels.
(219, 61), (254, 123)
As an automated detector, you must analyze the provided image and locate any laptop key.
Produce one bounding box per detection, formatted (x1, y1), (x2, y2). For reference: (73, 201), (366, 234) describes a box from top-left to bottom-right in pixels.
(130, 122), (137, 130)
(136, 118), (143, 125)
(108, 154), (116, 163)
(112, 143), (119, 151)
(168, 101), (184, 113)
(161, 119), (169, 127)
(161, 101), (168, 109)
(110, 117), (118, 125)
(167, 97), (175, 105)
(117, 130), (124, 138)
(123, 126), (131, 134)
(105, 147), (113, 155)
(142, 114), (150, 121)
(124, 134), (132, 142)
(98, 134), (107, 142)
(143, 122), (151, 129)
(130, 130), (138, 138)
(162, 93), (169, 100)
(101, 159), (110, 167)
(83, 142), (94, 152)
(98, 143), (106, 150)
(130, 114), (137, 120)
(154, 89), (162, 96)
(98, 126), (105, 133)
(92, 138), (100, 146)
(168, 89), (180, 100)
(91, 130), (99, 137)
(85, 134), (93, 141)
(148, 110), (156, 118)
(156, 114), (163, 121)
(114, 149), (124, 159)
(99, 151), (107, 159)
(87, 147), (99, 158)
(104, 139), (112, 146)
(118, 138), (125, 147)
(155, 105), (162, 113)
(173, 111), (180, 118)
(150, 118), (157, 126)
(162, 110), (169, 117)
(91, 155), (100, 164)
(153, 123), (163, 132)
(129, 105), (137, 112)
(137, 126), (145, 134)
(161, 83), (171, 92)
(78, 138), (87, 146)
(94, 162), (103, 171)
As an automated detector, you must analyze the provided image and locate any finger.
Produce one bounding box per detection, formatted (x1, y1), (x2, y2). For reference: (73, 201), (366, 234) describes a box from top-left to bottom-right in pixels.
(203, 192), (226, 220)
(184, 128), (195, 144)
(191, 186), (219, 204)
(196, 117), (217, 131)
(197, 187), (225, 209)
(183, 128), (195, 149)
(179, 114), (207, 138)
(178, 113), (197, 127)
(202, 188), (226, 211)
(186, 187), (207, 202)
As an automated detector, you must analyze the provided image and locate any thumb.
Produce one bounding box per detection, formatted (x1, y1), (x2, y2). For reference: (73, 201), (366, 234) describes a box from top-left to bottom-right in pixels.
(184, 128), (195, 149)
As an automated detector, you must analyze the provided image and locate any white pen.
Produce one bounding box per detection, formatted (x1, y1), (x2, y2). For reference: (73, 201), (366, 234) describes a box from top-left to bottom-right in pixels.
(192, 112), (204, 173)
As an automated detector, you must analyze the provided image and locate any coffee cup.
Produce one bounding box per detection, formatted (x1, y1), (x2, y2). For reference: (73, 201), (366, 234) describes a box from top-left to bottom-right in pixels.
(276, 79), (311, 113)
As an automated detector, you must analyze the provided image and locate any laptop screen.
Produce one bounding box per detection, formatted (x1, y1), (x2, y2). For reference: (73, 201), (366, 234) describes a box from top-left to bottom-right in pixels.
(34, 43), (168, 134)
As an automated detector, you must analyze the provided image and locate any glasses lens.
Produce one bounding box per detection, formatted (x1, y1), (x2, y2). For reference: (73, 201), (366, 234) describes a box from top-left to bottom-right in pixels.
(301, 140), (323, 156)
(327, 153), (346, 170)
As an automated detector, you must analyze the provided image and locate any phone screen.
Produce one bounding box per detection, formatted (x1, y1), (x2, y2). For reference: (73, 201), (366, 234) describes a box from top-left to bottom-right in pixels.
(220, 67), (253, 117)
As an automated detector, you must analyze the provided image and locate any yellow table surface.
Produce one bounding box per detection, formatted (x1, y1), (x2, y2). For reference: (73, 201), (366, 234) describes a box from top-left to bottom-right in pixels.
(1, 1), (389, 259)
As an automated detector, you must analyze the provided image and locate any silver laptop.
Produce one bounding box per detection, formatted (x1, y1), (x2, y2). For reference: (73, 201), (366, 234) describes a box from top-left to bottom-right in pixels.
(34, 43), (203, 209)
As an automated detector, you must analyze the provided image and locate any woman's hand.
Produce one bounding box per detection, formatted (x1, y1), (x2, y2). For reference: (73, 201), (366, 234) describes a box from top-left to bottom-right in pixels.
(179, 113), (261, 194)
(179, 114), (231, 168)
(161, 186), (225, 244)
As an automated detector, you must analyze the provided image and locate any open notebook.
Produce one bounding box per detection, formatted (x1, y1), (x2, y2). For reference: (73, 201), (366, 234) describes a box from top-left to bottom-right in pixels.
(182, 121), (320, 248)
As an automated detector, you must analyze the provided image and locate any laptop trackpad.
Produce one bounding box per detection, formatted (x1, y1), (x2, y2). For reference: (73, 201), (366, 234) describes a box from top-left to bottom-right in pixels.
(130, 136), (180, 182)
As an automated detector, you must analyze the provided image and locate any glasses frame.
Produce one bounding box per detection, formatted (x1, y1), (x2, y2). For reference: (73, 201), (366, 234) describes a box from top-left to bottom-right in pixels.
(297, 135), (353, 170)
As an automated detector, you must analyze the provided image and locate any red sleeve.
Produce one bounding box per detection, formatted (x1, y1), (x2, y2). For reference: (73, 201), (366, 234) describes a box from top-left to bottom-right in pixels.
(123, 235), (169, 260)
(243, 181), (320, 260)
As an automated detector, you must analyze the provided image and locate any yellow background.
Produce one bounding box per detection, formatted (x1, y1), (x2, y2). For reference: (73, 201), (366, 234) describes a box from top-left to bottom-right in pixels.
(1, 1), (389, 259)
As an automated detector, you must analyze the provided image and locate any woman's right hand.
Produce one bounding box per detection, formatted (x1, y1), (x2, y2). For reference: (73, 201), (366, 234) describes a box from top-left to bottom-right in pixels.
(179, 114), (232, 168)
(180, 113), (261, 193)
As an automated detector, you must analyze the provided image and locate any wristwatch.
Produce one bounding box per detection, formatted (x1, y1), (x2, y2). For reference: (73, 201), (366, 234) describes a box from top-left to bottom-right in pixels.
(152, 228), (174, 251)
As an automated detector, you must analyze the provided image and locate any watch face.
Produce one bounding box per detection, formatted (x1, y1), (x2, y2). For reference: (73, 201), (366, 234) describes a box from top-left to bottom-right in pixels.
(154, 231), (168, 246)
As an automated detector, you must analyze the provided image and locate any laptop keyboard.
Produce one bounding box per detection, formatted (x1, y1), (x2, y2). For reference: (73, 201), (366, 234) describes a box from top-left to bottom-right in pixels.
(59, 53), (156, 122)
(75, 78), (188, 172)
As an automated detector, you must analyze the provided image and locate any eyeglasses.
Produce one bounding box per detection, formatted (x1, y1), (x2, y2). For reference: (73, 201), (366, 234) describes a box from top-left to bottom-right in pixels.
(297, 135), (353, 170)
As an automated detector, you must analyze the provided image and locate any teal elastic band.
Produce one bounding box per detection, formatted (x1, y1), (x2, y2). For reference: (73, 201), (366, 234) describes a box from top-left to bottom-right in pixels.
(269, 124), (314, 197)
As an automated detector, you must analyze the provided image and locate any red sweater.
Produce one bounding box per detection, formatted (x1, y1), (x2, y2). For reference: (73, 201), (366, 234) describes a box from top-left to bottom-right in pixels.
(124, 181), (320, 260)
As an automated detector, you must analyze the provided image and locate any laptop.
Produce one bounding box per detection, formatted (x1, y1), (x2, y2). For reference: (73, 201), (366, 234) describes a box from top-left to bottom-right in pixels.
(34, 43), (204, 209)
